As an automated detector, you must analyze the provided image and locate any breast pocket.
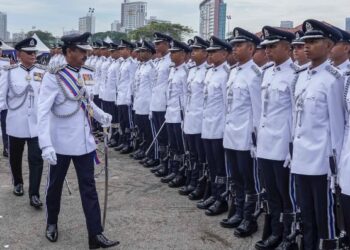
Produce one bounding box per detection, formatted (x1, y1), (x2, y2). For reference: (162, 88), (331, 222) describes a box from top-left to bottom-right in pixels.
(305, 92), (327, 117)
(271, 84), (289, 104)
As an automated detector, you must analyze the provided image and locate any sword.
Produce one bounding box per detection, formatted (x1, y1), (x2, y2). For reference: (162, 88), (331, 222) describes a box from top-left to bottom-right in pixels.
(64, 178), (72, 195)
(102, 126), (109, 230)
(145, 120), (166, 156)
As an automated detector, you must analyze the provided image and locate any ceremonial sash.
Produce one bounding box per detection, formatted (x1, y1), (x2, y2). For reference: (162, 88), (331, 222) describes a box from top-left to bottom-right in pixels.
(58, 68), (101, 165)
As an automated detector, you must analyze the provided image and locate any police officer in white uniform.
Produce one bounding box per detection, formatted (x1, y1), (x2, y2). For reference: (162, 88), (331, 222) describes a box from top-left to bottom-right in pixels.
(37, 32), (118, 248)
(133, 41), (157, 161)
(114, 40), (138, 154)
(0, 41), (10, 157)
(159, 40), (189, 187)
(222, 28), (262, 237)
(291, 20), (344, 250)
(255, 27), (297, 250)
(179, 36), (208, 200)
(148, 33), (173, 172)
(292, 31), (310, 68)
(197, 36), (231, 216)
(0, 38), (45, 208)
(330, 27), (350, 75)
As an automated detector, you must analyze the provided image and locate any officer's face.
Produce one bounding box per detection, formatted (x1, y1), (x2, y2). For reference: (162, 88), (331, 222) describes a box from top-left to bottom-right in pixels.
(100, 49), (109, 57)
(154, 41), (169, 55)
(119, 48), (131, 59)
(67, 47), (88, 67)
(330, 41), (350, 62)
(207, 50), (228, 66)
(170, 50), (186, 65)
(139, 50), (152, 62)
(293, 44), (308, 65)
(18, 50), (37, 66)
(232, 42), (254, 63)
(253, 49), (268, 67)
(304, 38), (333, 61)
(191, 48), (207, 65)
(265, 41), (290, 64)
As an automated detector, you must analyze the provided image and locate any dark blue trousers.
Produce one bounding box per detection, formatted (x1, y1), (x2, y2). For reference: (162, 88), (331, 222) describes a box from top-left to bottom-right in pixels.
(1, 109), (8, 152)
(46, 151), (103, 237)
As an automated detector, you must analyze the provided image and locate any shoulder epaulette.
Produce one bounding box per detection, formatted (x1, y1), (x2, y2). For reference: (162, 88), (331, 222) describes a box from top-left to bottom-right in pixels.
(34, 63), (47, 71)
(251, 64), (262, 77)
(4, 64), (18, 71)
(82, 65), (95, 72)
(325, 65), (342, 79)
(290, 63), (300, 72)
(49, 64), (66, 74)
(0, 57), (10, 62)
(262, 63), (274, 71)
(295, 67), (308, 74)
(223, 64), (230, 74)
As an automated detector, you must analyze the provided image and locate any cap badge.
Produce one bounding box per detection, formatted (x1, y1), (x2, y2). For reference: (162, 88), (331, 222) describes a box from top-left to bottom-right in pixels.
(305, 22), (313, 31)
(235, 30), (239, 37)
(30, 39), (35, 46)
(264, 29), (269, 37)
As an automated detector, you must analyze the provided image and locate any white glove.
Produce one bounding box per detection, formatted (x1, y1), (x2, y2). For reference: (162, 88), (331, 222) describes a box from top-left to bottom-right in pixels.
(250, 146), (257, 159)
(101, 113), (112, 127)
(283, 153), (291, 168)
(148, 112), (152, 120)
(42, 146), (57, 165)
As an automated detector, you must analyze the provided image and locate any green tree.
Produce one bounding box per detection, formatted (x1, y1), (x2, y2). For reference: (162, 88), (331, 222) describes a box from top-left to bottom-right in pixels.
(127, 21), (194, 41)
(26, 30), (56, 47)
(92, 31), (128, 43)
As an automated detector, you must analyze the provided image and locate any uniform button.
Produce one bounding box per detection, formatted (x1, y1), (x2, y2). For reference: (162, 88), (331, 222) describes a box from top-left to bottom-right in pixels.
(262, 125), (265, 128)
(297, 136), (300, 139)
(263, 114), (266, 117)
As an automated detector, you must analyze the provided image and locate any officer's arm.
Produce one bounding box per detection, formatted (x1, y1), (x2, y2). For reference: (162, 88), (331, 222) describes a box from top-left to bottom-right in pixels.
(328, 77), (345, 161)
(222, 73), (229, 114)
(37, 73), (59, 149)
(90, 101), (107, 124)
(248, 75), (262, 132)
(0, 68), (9, 111)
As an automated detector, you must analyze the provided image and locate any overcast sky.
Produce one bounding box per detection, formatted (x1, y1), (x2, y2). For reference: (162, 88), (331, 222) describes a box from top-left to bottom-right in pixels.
(1, 0), (349, 37)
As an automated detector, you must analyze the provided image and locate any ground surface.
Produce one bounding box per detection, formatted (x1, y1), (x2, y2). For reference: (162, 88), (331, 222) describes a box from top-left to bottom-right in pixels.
(0, 141), (261, 250)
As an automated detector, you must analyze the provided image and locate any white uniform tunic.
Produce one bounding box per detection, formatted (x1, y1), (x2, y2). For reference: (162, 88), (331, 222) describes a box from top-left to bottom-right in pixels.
(201, 62), (230, 139)
(0, 64), (46, 138)
(257, 58), (296, 161)
(291, 61), (344, 176)
(340, 73), (350, 195)
(150, 53), (172, 112)
(165, 63), (188, 123)
(37, 65), (106, 155)
(93, 56), (105, 96)
(223, 60), (262, 150)
(99, 57), (113, 100)
(134, 60), (156, 115)
(336, 59), (350, 75)
(103, 58), (120, 103)
(291, 61), (344, 175)
(183, 62), (207, 135)
(116, 57), (138, 106)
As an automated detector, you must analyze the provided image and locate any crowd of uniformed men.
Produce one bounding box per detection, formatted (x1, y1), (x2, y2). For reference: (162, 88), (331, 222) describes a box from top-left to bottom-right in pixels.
(1, 18), (350, 249)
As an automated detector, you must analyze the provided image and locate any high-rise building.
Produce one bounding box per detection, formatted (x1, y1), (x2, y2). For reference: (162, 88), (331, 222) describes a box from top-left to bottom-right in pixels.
(121, 0), (147, 32)
(63, 29), (80, 36)
(346, 17), (350, 32)
(199, 0), (227, 40)
(0, 12), (7, 41)
(111, 20), (122, 32)
(280, 21), (294, 29)
(79, 8), (96, 34)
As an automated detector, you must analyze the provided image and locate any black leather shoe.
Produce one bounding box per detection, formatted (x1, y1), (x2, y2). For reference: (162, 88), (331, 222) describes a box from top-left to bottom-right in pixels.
(120, 145), (133, 154)
(168, 174), (186, 188)
(275, 240), (297, 250)
(234, 219), (258, 237)
(197, 196), (216, 210)
(220, 214), (243, 228)
(205, 200), (228, 216)
(139, 157), (149, 165)
(160, 173), (176, 183)
(155, 166), (168, 177)
(133, 151), (145, 160)
(114, 143), (125, 151)
(13, 184), (24, 196)
(144, 159), (160, 168)
(89, 233), (119, 249)
(46, 224), (58, 242)
(178, 185), (195, 196)
(150, 165), (162, 173)
(30, 195), (43, 208)
(188, 180), (206, 200)
(255, 235), (282, 250)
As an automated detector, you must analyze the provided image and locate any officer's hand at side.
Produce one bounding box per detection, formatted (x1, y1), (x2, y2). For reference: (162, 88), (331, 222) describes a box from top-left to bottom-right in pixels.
(101, 113), (112, 127)
(42, 146), (57, 165)
(283, 153), (291, 168)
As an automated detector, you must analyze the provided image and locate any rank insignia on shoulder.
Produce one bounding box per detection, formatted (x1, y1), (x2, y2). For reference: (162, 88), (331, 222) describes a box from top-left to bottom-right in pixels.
(33, 72), (44, 81)
(82, 65), (95, 72)
(326, 65), (342, 79)
(4, 64), (19, 71)
(49, 64), (66, 74)
(251, 64), (262, 77)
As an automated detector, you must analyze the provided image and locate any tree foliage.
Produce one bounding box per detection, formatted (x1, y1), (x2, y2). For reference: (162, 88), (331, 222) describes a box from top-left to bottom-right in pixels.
(127, 21), (194, 42)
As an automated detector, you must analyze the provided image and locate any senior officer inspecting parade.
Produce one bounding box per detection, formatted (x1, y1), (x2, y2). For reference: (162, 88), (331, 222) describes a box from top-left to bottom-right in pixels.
(37, 32), (118, 249)
(0, 37), (45, 208)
